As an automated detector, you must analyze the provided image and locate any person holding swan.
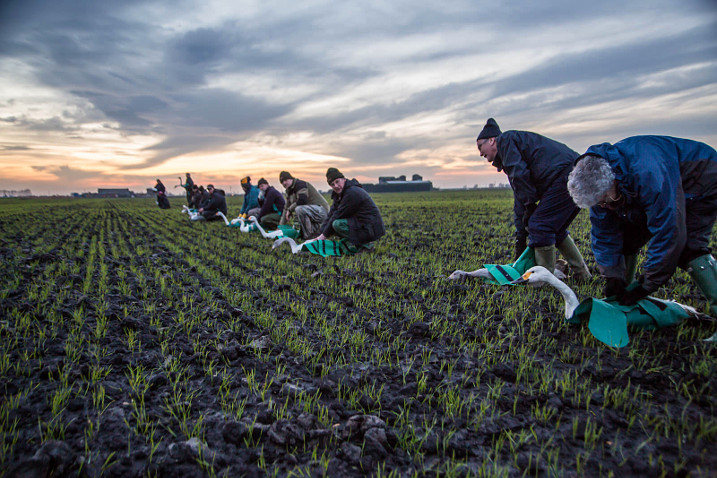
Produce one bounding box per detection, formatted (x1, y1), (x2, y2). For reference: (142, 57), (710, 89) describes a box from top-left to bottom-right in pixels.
(476, 118), (591, 281)
(567, 136), (717, 312)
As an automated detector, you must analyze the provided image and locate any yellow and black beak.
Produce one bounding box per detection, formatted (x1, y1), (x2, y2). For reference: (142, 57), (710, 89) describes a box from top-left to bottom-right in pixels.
(512, 271), (532, 285)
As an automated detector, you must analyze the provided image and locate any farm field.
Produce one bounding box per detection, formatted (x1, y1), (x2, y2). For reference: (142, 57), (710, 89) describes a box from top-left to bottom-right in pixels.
(1, 190), (715, 477)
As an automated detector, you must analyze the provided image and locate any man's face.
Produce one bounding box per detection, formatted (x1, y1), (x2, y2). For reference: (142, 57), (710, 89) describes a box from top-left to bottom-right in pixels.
(477, 137), (498, 163)
(281, 178), (294, 189)
(330, 177), (346, 195)
(258, 183), (269, 192)
(598, 181), (622, 210)
(207, 186), (215, 195)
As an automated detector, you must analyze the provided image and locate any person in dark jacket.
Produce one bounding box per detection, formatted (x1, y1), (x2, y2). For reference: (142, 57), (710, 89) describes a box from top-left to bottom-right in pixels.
(179, 173), (194, 206)
(279, 171), (330, 239)
(198, 184), (227, 221)
(316, 168), (385, 248)
(154, 179), (170, 209)
(476, 118), (590, 279)
(567, 136), (717, 309)
(253, 178), (285, 229)
(239, 176), (261, 218)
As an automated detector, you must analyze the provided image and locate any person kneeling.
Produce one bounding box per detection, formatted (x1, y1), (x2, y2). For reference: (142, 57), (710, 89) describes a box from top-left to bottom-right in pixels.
(315, 168), (385, 250)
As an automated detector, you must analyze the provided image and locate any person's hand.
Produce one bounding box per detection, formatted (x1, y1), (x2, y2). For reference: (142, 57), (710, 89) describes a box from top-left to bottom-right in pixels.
(515, 236), (527, 260)
(603, 277), (627, 299)
(315, 234), (326, 241)
(522, 203), (537, 228)
(199, 208), (204, 213)
(618, 284), (650, 306)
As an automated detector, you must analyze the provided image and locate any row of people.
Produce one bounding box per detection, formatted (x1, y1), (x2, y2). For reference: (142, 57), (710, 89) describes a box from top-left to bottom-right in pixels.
(476, 118), (717, 312)
(177, 168), (385, 249)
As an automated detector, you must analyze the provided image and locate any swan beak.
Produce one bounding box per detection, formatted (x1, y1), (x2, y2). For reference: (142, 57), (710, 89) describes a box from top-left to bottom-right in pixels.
(511, 271), (532, 285)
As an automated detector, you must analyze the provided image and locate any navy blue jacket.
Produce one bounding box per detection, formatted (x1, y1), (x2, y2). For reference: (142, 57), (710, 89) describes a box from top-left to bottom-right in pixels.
(257, 186), (285, 221)
(585, 136), (717, 291)
(493, 131), (579, 236)
(321, 179), (385, 245)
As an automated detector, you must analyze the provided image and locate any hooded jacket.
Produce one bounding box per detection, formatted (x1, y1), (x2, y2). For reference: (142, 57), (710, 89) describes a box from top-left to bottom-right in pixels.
(584, 135), (717, 291)
(240, 185), (260, 214)
(321, 178), (385, 245)
(493, 130), (579, 235)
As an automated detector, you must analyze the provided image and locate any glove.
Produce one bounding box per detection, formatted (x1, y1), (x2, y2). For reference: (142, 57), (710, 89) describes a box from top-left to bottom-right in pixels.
(603, 277), (627, 299)
(618, 284), (650, 306)
(522, 203), (537, 229)
(515, 236), (527, 260)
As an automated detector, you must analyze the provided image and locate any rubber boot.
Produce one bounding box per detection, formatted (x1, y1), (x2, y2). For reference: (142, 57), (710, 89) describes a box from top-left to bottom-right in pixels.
(687, 254), (717, 315)
(534, 245), (556, 275)
(557, 236), (592, 281)
(624, 254), (638, 285)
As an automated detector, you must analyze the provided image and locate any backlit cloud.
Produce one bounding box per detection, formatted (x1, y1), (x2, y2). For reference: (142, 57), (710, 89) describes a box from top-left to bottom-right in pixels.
(0, 0), (715, 194)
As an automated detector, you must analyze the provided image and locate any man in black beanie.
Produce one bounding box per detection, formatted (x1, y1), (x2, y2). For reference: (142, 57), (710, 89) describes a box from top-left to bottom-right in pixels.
(476, 118), (590, 280)
(316, 167), (385, 248)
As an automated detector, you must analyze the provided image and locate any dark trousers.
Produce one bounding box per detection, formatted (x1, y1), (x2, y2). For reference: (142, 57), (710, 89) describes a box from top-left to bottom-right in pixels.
(527, 171), (580, 248)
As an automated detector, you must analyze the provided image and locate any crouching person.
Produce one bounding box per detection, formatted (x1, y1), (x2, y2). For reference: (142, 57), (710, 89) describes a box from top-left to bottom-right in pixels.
(316, 168), (385, 250)
(279, 171), (330, 239)
(198, 184), (227, 221)
(254, 178), (285, 230)
(567, 136), (717, 311)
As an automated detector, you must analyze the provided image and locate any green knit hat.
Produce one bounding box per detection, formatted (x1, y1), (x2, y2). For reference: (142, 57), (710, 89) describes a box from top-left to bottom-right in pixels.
(326, 167), (345, 184)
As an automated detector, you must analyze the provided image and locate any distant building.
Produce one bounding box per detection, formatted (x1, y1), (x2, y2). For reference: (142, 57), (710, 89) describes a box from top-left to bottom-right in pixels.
(363, 174), (433, 193)
(97, 188), (134, 198)
(0, 189), (32, 197)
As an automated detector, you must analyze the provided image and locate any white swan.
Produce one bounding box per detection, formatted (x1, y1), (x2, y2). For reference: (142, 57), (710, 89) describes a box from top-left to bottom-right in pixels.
(449, 265), (566, 281)
(182, 205), (204, 221)
(513, 265), (699, 319)
(249, 216), (284, 239)
(216, 211), (231, 226)
(448, 268), (494, 280)
(272, 237), (318, 254)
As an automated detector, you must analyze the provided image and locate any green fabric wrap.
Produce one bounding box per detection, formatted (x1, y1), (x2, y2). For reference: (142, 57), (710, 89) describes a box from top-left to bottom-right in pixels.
(483, 247), (537, 285)
(277, 225), (299, 239)
(303, 238), (360, 257)
(568, 293), (691, 348)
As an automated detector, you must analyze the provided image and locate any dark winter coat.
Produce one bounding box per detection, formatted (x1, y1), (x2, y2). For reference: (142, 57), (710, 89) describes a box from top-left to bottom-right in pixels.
(493, 131), (579, 237)
(321, 178), (385, 245)
(155, 181), (166, 194)
(203, 190), (228, 215)
(257, 186), (285, 220)
(585, 135), (717, 291)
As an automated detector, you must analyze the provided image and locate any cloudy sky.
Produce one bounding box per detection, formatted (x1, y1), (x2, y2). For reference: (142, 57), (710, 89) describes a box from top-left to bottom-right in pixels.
(1, 0), (715, 195)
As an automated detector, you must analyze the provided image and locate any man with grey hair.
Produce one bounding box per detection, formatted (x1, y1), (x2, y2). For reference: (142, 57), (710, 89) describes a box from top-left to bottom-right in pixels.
(476, 118), (591, 280)
(567, 136), (717, 311)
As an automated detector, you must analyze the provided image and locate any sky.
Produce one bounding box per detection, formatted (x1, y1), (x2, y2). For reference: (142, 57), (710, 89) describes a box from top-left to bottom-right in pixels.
(0, 0), (716, 195)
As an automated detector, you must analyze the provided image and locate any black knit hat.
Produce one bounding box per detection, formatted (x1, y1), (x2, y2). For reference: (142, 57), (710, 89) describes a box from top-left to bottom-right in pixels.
(477, 118), (501, 140)
(326, 167), (345, 184)
(257, 178), (268, 186)
(279, 171), (293, 182)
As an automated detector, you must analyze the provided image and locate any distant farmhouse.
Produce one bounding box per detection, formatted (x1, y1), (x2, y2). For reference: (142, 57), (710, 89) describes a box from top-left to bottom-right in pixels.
(363, 174), (433, 193)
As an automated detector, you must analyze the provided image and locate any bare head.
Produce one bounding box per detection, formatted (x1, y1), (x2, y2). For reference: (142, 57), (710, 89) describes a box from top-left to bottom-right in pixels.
(568, 155), (617, 209)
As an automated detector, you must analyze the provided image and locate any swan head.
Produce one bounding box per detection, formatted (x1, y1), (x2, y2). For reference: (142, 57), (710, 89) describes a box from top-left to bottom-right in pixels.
(512, 266), (555, 288)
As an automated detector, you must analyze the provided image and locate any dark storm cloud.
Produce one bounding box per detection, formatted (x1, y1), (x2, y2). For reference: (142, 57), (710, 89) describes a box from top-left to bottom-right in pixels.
(0, 0), (715, 178)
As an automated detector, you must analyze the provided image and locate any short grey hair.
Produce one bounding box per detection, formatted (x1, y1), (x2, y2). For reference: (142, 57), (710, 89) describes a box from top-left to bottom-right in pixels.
(567, 155), (615, 208)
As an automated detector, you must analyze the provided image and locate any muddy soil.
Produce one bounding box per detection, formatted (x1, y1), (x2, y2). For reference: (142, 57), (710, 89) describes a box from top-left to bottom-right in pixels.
(1, 196), (715, 477)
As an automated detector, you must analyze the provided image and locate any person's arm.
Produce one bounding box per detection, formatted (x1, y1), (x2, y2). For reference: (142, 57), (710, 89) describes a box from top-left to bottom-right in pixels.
(499, 135), (538, 209)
